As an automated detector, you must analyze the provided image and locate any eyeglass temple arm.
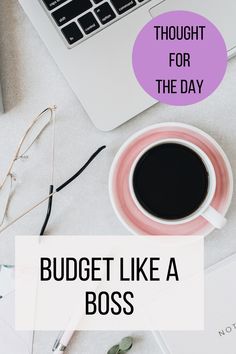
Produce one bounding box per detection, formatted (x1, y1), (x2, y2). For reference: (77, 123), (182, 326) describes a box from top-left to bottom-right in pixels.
(56, 145), (106, 192)
(0, 145), (106, 235)
(39, 144), (107, 235)
(40, 185), (54, 236)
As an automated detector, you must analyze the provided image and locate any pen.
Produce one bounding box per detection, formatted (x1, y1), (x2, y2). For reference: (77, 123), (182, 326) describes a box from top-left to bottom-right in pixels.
(51, 257), (110, 353)
(52, 330), (75, 353)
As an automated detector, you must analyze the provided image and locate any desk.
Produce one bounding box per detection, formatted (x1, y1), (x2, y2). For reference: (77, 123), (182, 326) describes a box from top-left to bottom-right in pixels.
(0, 1), (236, 353)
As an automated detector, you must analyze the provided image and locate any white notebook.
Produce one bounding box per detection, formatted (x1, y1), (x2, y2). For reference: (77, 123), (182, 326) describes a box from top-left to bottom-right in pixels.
(157, 254), (236, 354)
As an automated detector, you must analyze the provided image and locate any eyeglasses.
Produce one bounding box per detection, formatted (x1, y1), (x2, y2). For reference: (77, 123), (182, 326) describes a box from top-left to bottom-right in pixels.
(0, 106), (56, 229)
(0, 107), (106, 235)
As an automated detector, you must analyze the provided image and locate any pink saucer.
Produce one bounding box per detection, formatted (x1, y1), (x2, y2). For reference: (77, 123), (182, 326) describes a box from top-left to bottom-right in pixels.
(109, 123), (233, 236)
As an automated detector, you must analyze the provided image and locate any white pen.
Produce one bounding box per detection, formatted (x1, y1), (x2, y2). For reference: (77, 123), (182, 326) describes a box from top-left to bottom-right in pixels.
(52, 276), (105, 353)
(52, 255), (112, 353)
(52, 330), (75, 353)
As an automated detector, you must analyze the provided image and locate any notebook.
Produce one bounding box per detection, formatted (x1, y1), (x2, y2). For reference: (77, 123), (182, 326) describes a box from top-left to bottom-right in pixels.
(157, 254), (236, 354)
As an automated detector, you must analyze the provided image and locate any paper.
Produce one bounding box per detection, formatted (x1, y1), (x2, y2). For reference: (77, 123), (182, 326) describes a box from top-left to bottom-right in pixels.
(157, 254), (236, 354)
(0, 265), (33, 354)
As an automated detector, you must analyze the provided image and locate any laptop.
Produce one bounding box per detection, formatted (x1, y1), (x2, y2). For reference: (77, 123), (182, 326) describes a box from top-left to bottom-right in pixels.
(18, 0), (236, 131)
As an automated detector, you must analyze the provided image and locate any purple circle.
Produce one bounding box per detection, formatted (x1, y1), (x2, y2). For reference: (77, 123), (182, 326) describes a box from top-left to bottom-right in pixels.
(132, 11), (227, 105)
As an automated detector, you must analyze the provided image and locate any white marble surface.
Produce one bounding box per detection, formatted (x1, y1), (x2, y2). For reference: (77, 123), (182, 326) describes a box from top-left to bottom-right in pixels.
(0, 1), (236, 353)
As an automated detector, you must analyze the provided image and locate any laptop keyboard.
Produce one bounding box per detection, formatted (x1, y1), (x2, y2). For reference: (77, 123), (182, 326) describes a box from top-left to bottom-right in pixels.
(40, 0), (152, 47)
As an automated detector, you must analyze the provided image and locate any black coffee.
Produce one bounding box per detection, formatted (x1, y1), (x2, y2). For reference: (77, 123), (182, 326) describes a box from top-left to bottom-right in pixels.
(132, 143), (209, 220)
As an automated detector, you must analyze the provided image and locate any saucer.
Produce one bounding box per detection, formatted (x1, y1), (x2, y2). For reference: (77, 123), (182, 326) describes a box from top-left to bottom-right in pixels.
(109, 123), (233, 236)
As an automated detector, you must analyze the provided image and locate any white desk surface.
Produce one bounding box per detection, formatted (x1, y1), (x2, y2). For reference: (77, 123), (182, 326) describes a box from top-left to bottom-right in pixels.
(0, 1), (236, 353)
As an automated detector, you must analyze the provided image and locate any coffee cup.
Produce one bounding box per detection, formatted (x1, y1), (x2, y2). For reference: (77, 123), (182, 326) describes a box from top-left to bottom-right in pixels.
(129, 138), (226, 229)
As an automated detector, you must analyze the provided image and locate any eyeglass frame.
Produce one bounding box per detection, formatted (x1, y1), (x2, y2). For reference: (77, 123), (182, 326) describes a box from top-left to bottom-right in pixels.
(0, 106), (56, 228)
